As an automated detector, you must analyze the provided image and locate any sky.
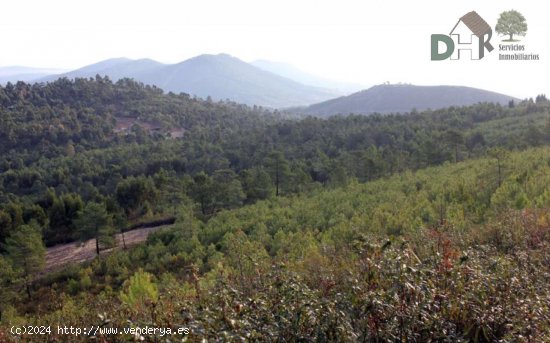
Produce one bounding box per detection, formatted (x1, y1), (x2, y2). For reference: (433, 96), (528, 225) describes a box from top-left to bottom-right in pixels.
(0, 0), (548, 99)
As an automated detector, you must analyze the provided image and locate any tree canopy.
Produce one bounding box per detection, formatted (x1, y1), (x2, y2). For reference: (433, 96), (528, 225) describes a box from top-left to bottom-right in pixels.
(1, 78), (550, 341)
(495, 10), (527, 41)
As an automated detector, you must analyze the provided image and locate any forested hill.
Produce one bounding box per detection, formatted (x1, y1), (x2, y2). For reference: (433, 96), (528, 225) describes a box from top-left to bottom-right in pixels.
(0, 77), (548, 249)
(0, 76), (277, 155)
(303, 84), (519, 116)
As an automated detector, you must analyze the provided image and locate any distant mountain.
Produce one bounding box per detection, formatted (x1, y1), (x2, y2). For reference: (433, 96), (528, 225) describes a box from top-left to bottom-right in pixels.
(251, 60), (364, 93)
(40, 54), (341, 108)
(303, 84), (519, 116)
(0, 66), (66, 84)
(142, 54), (341, 107)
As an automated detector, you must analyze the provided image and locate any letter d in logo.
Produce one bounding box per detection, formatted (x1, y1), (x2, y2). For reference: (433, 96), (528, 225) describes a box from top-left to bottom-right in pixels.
(431, 34), (454, 60)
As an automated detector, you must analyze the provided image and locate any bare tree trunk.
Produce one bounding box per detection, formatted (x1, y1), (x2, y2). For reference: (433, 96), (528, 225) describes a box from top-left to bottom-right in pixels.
(455, 145), (458, 163)
(121, 229), (127, 249)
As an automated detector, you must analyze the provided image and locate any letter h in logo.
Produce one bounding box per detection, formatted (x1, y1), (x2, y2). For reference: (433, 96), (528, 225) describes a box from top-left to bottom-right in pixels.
(431, 11), (494, 61)
(449, 11), (494, 60)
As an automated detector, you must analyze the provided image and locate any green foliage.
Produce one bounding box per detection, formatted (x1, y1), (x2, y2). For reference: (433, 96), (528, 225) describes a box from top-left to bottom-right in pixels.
(188, 172), (215, 215)
(241, 167), (274, 201)
(1, 78), (549, 249)
(115, 176), (156, 218)
(119, 269), (158, 311)
(496, 10), (528, 41)
(221, 230), (270, 291)
(0, 203), (23, 247)
(265, 151), (291, 196)
(0, 256), (18, 320)
(211, 169), (245, 210)
(74, 202), (116, 255)
(4, 223), (45, 298)
(188, 170), (245, 216)
(44, 192), (83, 245)
(2, 148), (550, 341)
(3, 79), (550, 341)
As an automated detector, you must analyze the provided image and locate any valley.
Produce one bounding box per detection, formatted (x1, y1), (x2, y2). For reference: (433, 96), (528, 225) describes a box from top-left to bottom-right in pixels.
(0, 76), (548, 341)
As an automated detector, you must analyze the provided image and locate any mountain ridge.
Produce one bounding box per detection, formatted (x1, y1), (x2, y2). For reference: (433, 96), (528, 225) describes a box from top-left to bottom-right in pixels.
(2, 57), (520, 111)
(303, 84), (519, 116)
(38, 54), (340, 108)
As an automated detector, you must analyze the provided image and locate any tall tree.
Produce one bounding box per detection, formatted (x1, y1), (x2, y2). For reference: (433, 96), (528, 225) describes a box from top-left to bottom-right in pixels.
(212, 169), (245, 209)
(488, 148), (509, 187)
(445, 129), (464, 163)
(0, 203), (23, 246)
(4, 224), (45, 299)
(266, 151), (290, 196)
(74, 202), (116, 256)
(113, 211), (128, 250)
(0, 209), (14, 248)
(189, 172), (215, 215)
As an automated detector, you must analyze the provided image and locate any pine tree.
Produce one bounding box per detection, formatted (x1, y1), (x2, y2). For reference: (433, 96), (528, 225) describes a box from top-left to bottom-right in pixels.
(0, 256), (18, 320)
(4, 224), (45, 299)
(75, 202), (116, 256)
(266, 151), (291, 196)
(119, 269), (158, 314)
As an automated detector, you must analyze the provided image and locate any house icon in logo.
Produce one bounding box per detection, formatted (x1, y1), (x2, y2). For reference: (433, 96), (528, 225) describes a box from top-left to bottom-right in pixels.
(449, 11), (494, 60)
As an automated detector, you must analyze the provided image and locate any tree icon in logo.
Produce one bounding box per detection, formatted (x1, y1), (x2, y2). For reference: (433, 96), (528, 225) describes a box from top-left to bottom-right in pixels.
(495, 10), (527, 42)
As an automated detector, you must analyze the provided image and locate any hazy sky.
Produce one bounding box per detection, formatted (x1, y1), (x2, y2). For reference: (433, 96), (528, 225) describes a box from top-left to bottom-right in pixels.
(1, 0), (548, 98)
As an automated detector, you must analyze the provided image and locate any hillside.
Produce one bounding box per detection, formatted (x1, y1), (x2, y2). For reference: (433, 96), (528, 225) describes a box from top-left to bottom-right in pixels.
(39, 54), (340, 108)
(3, 146), (550, 341)
(0, 78), (548, 249)
(303, 84), (519, 116)
(1, 78), (550, 341)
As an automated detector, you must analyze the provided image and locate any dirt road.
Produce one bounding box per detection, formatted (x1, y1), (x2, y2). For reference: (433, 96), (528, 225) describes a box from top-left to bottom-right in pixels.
(44, 225), (170, 273)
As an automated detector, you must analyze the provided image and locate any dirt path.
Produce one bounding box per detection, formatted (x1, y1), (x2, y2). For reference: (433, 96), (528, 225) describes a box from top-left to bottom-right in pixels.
(44, 225), (170, 273)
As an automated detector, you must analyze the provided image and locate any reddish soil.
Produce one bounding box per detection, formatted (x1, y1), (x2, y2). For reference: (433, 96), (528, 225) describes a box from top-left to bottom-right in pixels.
(44, 225), (169, 273)
(114, 117), (137, 133)
(169, 128), (185, 138)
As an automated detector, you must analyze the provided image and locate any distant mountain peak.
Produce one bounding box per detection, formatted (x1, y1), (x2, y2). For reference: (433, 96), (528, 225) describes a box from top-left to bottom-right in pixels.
(187, 53), (237, 61)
